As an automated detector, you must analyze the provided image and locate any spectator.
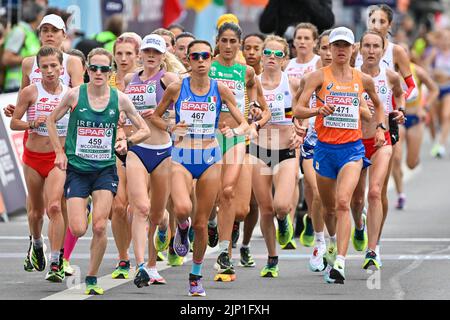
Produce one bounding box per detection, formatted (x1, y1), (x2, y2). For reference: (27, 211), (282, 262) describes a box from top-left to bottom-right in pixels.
(168, 23), (185, 38)
(259, 0), (334, 37)
(174, 32), (195, 68)
(2, 1), (45, 92)
(93, 14), (124, 53)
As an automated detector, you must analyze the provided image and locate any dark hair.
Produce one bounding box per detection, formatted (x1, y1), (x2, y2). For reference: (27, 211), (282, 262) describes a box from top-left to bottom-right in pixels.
(187, 40), (213, 55)
(360, 30), (385, 49)
(175, 32), (196, 43)
(316, 29), (332, 52)
(36, 46), (63, 67)
(168, 23), (185, 32)
(22, 2), (45, 23)
(243, 33), (266, 46)
(67, 48), (86, 67)
(106, 14), (124, 37)
(217, 22), (242, 40)
(45, 7), (72, 25)
(368, 4), (394, 24)
(293, 22), (319, 41)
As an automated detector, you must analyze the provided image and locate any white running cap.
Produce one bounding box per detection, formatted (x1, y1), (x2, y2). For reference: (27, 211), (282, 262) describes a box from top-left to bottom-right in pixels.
(329, 27), (355, 45)
(38, 14), (66, 33)
(140, 34), (166, 53)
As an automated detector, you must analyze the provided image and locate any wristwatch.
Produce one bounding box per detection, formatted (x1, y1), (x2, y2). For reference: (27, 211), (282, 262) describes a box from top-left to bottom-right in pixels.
(249, 101), (261, 109)
(376, 122), (387, 131)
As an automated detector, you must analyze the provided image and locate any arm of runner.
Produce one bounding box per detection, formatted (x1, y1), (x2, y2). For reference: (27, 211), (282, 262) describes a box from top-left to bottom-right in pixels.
(47, 87), (80, 170)
(394, 45), (418, 101)
(19, 57), (33, 92)
(291, 77), (308, 136)
(360, 98), (372, 121)
(362, 74), (385, 147)
(388, 69), (406, 124)
(416, 64), (439, 113)
(67, 55), (85, 87)
(253, 74), (272, 128)
(10, 86), (37, 131)
(218, 82), (252, 138)
(118, 91), (151, 149)
(294, 69), (331, 119)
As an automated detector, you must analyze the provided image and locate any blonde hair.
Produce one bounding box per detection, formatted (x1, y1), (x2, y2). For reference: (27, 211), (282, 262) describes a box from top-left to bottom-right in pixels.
(263, 35), (290, 58)
(87, 48), (113, 65)
(152, 28), (176, 47)
(162, 51), (187, 74)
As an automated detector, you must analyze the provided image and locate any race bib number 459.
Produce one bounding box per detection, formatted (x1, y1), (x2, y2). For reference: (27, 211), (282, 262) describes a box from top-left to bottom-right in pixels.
(323, 95), (360, 130)
(75, 127), (113, 160)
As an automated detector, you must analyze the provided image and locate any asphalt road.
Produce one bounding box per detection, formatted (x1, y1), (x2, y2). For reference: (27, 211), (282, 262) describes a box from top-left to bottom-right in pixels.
(1, 136), (450, 302)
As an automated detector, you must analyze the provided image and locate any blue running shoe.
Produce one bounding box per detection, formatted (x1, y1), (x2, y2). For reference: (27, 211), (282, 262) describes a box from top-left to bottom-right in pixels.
(188, 274), (206, 297)
(134, 263), (150, 288)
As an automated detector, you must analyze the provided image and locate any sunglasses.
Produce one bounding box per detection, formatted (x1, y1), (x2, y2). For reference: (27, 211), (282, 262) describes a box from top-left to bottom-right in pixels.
(263, 48), (285, 58)
(189, 51), (211, 61)
(88, 64), (112, 73)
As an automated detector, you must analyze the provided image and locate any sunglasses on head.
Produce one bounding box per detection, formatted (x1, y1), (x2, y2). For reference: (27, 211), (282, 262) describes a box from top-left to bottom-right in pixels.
(263, 48), (285, 58)
(189, 51), (211, 61)
(88, 64), (112, 73)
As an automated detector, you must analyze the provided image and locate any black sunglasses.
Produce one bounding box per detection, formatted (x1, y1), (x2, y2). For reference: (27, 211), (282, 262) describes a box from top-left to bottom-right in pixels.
(88, 64), (112, 73)
(189, 51), (211, 61)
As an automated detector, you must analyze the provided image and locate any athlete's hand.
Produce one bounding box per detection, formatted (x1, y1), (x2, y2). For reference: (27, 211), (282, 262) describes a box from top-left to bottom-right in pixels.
(289, 129), (303, 150)
(172, 120), (188, 137)
(55, 151), (68, 171)
(140, 109), (155, 119)
(220, 125), (234, 138)
(3, 104), (15, 117)
(375, 128), (386, 148)
(318, 104), (335, 116)
(367, 100), (375, 115)
(115, 138), (127, 155)
(34, 115), (47, 127)
(293, 118), (307, 138)
(248, 123), (259, 140)
(392, 109), (405, 124)
(250, 107), (263, 120)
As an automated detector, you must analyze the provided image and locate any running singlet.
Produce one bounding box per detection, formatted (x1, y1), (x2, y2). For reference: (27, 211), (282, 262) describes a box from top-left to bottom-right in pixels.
(209, 61), (246, 115)
(258, 72), (293, 125)
(355, 42), (394, 70)
(29, 52), (71, 86)
(124, 69), (167, 125)
(434, 50), (450, 85)
(65, 84), (119, 171)
(315, 65), (364, 144)
(174, 77), (222, 138)
(31, 82), (69, 136)
(285, 55), (320, 79)
(358, 66), (393, 115)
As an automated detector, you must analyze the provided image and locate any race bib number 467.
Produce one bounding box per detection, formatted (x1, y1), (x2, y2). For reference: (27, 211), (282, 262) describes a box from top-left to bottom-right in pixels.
(323, 95), (360, 130)
(75, 127), (113, 160)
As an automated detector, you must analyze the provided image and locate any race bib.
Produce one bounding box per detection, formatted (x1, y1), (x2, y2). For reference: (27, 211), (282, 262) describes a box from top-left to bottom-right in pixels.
(180, 99), (217, 135)
(323, 95), (360, 130)
(75, 127), (113, 160)
(266, 93), (285, 123)
(216, 79), (245, 114)
(34, 102), (69, 136)
(125, 82), (157, 125)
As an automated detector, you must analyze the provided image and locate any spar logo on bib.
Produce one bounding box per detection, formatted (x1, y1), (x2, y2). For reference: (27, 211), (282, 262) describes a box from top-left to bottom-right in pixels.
(276, 93), (283, 101)
(352, 98), (359, 106)
(236, 82), (244, 91)
(326, 95), (356, 106)
(181, 101), (209, 111)
(147, 84), (155, 93)
(78, 127), (111, 137)
(105, 128), (113, 137)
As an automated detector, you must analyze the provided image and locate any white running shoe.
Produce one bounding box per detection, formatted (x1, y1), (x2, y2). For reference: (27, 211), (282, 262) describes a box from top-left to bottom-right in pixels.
(309, 245), (327, 272)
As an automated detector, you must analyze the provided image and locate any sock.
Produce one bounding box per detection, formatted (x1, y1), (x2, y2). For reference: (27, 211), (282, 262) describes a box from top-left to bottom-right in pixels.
(336, 255), (345, 268)
(33, 237), (43, 249)
(50, 251), (60, 264)
(314, 232), (325, 247)
(329, 235), (337, 245)
(241, 244), (249, 249)
(219, 240), (230, 254)
(178, 219), (190, 230)
(191, 260), (203, 276)
(375, 244), (380, 256)
(208, 218), (217, 227)
(63, 228), (78, 260)
(268, 256), (278, 267)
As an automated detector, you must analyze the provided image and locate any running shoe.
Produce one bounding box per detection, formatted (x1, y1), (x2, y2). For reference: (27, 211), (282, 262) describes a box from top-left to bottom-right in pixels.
(300, 214), (314, 247)
(157, 251), (166, 261)
(325, 242), (337, 267)
(45, 262), (65, 283)
(167, 242), (184, 266)
(173, 219), (190, 257)
(260, 264), (279, 278)
(325, 260), (345, 284)
(351, 213), (368, 251)
(85, 277), (104, 295)
(309, 246), (327, 272)
(155, 226), (170, 252)
(231, 221), (240, 249)
(24, 235), (34, 272)
(148, 268), (167, 285)
(30, 241), (47, 272)
(276, 216), (294, 247)
(431, 143), (446, 158)
(214, 252), (236, 282)
(63, 259), (74, 276)
(281, 238), (297, 250)
(111, 260), (130, 279)
(188, 274), (206, 297)
(134, 263), (150, 288)
(396, 194), (406, 210)
(208, 223), (219, 248)
(362, 250), (381, 271)
(239, 247), (256, 267)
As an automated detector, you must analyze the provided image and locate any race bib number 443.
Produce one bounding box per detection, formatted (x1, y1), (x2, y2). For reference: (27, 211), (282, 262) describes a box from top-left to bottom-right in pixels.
(323, 95), (360, 130)
(75, 127), (113, 160)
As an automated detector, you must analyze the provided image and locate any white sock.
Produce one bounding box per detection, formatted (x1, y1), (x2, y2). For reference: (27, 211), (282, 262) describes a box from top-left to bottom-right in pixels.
(329, 235), (337, 245)
(336, 255), (345, 268)
(241, 244), (249, 249)
(375, 245), (380, 256)
(315, 232), (325, 247)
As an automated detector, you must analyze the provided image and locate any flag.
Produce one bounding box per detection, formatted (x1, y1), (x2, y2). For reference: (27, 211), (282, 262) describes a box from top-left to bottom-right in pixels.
(162, 0), (183, 28)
